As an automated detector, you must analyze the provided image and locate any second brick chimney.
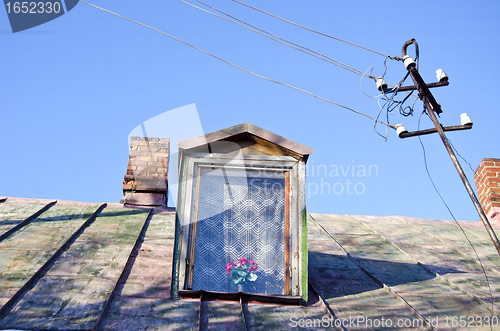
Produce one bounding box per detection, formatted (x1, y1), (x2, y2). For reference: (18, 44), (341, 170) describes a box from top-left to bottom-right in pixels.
(475, 158), (500, 225)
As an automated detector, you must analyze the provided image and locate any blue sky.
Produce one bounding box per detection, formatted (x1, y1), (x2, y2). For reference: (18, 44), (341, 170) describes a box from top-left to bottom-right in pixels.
(2, 1), (499, 222)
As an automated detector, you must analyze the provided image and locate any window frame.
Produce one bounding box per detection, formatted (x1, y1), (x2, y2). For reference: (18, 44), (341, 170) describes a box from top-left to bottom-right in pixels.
(176, 153), (303, 298)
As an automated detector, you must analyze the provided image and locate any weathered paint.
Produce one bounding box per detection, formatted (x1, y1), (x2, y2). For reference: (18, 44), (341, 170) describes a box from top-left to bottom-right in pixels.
(171, 150), (188, 300)
(301, 207), (308, 306)
(0, 206), (150, 329)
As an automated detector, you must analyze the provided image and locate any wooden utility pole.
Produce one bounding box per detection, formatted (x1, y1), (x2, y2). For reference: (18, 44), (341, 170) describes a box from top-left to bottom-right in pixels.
(399, 39), (500, 256)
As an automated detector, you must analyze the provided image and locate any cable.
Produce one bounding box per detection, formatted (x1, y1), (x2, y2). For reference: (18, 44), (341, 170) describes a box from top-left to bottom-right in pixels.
(359, 67), (383, 98)
(380, 71), (416, 118)
(78, 0), (396, 129)
(367, 67), (418, 139)
(233, 0), (399, 60)
(447, 138), (476, 175)
(181, 0), (373, 79)
(446, 138), (493, 210)
(417, 111), (494, 326)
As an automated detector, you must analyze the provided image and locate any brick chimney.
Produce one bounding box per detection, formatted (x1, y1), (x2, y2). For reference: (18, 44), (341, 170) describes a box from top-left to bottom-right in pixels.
(122, 137), (169, 207)
(475, 158), (500, 225)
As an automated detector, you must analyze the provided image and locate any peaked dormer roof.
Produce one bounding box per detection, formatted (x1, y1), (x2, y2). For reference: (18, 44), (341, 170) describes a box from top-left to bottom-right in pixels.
(176, 122), (313, 160)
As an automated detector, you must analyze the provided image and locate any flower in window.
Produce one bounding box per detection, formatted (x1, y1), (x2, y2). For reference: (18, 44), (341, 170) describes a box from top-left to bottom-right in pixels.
(226, 258), (258, 284)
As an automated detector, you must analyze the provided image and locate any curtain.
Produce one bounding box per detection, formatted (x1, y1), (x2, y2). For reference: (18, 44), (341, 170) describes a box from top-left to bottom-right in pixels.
(192, 167), (285, 295)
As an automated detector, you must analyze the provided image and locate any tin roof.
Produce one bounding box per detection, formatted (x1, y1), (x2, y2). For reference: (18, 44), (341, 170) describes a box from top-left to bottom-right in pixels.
(0, 197), (499, 330)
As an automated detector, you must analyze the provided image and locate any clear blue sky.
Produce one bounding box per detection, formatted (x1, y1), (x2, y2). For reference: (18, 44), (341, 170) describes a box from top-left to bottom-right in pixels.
(2, 1), (499, 222)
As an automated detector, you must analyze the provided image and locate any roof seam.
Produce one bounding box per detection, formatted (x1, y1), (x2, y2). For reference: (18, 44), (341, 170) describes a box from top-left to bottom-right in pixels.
(93, 209), (155, 330)
(360, 215), (499, 313)
(308, 213), (437, 330)
(396, 216), (500, 277)
(0, 203), (108, 321)
(0, 200), (57, 243)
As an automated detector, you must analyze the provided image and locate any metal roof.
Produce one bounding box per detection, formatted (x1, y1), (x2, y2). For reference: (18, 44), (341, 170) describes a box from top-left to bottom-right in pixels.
(0, 197), (499, 330)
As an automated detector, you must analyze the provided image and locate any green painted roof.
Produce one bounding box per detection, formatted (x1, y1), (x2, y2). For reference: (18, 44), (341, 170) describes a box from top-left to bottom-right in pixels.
(0, 197), (499, 330)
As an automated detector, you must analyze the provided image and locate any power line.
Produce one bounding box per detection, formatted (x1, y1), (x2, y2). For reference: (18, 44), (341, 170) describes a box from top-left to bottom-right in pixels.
(182, 0), (373, 79)
(446, 137), (494, 212)
(233, 0), (398, 60)
(447, 138), (477, 175)
(79, 0), (396, 129)
(359, 64), (418, 139)
(417, 112), (494, 324)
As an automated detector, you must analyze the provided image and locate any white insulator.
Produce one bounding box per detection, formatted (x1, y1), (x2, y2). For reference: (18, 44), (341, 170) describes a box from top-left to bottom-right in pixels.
(376, 77), (387, 91)
(403, 55), (416, 70)
(395, 124), (408, 138)
(436, 69), (449, 82)
(460, 113), (472, 125)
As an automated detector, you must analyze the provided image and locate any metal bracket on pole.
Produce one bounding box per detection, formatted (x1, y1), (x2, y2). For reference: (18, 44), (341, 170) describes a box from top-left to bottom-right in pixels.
(400, 39), (500, 256)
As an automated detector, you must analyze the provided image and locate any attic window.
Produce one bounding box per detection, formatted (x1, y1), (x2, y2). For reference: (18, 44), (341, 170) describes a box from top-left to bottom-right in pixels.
(186, 166), (289, 295)
(172, 123), (312, 304)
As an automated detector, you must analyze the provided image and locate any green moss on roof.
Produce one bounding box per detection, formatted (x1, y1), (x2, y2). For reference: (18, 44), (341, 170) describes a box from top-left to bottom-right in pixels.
(1, 198), (499, 330)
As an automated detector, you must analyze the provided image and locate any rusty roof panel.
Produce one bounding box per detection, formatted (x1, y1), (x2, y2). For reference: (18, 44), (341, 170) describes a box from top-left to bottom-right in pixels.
(0, 206), (149, 330)
(102, 297), (200, 330)
(1, 199), (499, 329)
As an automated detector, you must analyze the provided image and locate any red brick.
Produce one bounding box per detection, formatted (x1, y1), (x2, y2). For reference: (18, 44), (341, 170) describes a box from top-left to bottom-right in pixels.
(488, 178), (500, 184)
(134, 156), (156, 162)
(143, 161), (164, 168)
(129, 150), (151, 157)
(129, 160), (148, 167)
(145, 147), (160, 152)
(134, 166), (153, 173)
(130, 137), (160, 143)
(130, 141), (151, 146)
(482, 161), (495, 167)
(124, 174), (135, 181)
(490, 187), (500, 194)
(483, 164), (500, 170)
(124, 136), (170, 197)
(146, 142), (168, 148)
(481, 172), (498, 179)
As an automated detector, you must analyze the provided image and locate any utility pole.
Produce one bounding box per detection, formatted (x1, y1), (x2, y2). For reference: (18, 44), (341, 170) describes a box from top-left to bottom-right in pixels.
(396, 39), (500, 257)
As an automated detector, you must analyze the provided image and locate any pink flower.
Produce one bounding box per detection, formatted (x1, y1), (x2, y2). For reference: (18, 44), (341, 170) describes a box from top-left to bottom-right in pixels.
(225, 262), (236, 274)
(249, 260), (256, 265)
(238, 257), (248, 266)
(248, 263), (258, 272)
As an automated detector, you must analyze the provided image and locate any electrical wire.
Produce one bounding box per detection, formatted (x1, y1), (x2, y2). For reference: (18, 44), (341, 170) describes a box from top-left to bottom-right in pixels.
(361, 54), (420, 139)
(371, 78), (418, 139)
(233, 0), (399, 60)
(446, 138), (494, 213)
(447, 138), (477, 175)
(417, 111), (494, 326)
(78, 0), (396, 129)
(359, 67), (383, 99)
(182, 0), (373, 79)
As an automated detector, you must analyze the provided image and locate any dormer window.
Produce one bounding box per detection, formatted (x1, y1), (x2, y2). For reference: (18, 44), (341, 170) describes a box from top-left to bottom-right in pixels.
(171, 123), (312, 304)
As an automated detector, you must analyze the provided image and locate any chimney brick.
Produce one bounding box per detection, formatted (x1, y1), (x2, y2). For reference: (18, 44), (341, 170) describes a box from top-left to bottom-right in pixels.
(475, 158), (500, 225)
(122, 136), (170, 207)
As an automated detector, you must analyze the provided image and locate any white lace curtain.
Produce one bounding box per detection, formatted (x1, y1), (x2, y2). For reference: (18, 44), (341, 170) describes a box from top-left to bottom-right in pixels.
(192, 168), (286, 295)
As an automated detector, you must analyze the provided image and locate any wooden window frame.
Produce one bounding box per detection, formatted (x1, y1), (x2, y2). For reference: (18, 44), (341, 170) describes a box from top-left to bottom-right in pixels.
(177, 153), (302, 297)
